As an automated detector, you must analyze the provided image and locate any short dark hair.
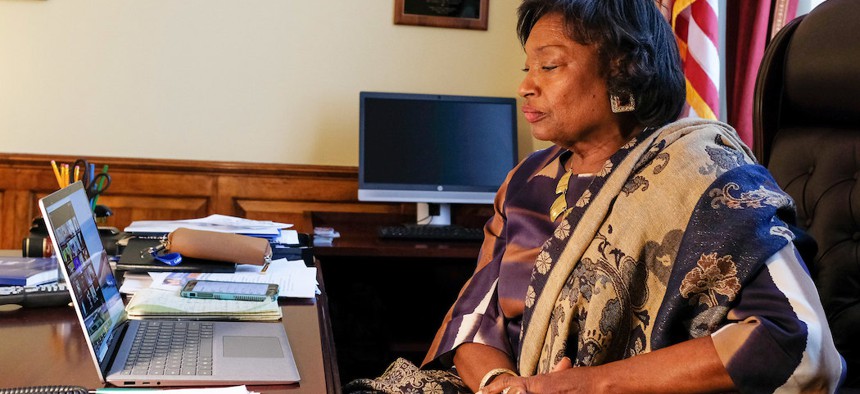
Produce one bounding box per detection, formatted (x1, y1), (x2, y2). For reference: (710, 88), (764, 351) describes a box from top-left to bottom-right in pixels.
(517, 0), (685, 127)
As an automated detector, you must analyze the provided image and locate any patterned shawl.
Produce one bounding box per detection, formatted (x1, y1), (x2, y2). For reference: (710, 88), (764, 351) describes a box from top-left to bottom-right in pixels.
(518, 118), (795, 376)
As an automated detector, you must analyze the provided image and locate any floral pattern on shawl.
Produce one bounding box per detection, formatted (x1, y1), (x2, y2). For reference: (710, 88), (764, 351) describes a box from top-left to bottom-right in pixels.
(344, 358), (469, 394)
(680, 253), (742, 308)
(518, 120), (796, 388)
(520, 127), (658, 357)
(521, 127), (663, 374)
(709, 183), (792, 210)
(699, 135), (747, 176)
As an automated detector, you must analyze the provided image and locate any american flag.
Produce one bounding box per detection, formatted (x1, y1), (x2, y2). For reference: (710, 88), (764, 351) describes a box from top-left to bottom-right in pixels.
(659, 0), (721, 120)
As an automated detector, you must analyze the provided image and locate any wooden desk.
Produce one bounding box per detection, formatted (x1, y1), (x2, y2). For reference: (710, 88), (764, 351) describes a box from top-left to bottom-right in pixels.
(0, 292), (340, 393)
(311, 211), (484, 259)
(311, 212), (485, 385)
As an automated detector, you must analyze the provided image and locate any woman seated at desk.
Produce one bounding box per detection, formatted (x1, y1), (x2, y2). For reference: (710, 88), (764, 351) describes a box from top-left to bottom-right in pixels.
(346, 0), (844, 392)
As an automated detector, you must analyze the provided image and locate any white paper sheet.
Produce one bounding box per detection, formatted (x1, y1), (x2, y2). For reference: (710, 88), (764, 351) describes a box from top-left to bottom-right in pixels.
(124, 214), (291, 236)
(148, 259), (318, 298)
(96, 384), (259, 393)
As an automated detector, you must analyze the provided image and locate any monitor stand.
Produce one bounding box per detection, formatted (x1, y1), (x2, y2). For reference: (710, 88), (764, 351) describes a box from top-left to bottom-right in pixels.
(417, 203), (451, 226)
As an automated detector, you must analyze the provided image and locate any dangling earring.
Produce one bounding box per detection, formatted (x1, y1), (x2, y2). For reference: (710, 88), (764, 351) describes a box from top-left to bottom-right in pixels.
(610, 92), (636, 113)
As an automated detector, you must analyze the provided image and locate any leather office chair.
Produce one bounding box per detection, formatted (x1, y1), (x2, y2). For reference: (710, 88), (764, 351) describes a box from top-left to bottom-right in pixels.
(754, 0), (860, 388)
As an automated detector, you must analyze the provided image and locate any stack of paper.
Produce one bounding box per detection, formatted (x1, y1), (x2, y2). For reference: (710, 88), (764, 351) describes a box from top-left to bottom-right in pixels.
(312, 226), (340, 246)
(191, 259), (318, 298)
(119, 259), (319, 299)
(118, 271), (154, 294)
(119, 215), (317, 321)
(126, 287), (282, 321)
(124, 214), (292, 240)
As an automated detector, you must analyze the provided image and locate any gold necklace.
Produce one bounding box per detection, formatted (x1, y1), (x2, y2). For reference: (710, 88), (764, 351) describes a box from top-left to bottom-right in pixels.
(549, 164), (574, 221)
(550, 129), (647, 221)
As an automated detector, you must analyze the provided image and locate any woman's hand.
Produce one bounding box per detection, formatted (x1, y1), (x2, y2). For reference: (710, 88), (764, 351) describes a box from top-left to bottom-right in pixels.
(480, 336), (734, 393)
(480, 357), (596, 394)
(454, 343), (518, 392)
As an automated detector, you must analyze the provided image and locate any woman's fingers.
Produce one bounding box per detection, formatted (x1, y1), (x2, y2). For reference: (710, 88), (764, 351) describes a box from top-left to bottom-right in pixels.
(552, 357), (572, 372)
(480, 374), (526, 394)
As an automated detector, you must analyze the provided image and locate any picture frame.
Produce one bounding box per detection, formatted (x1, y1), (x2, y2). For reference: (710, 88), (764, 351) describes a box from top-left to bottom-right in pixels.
(394, 0), (489, 31)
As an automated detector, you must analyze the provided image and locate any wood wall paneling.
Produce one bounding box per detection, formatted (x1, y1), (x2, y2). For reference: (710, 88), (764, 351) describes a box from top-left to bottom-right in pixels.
(0, 153), (408, 250)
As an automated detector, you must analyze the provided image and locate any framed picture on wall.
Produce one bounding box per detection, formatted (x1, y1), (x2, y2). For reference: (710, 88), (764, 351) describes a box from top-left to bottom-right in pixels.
(394, 0), (489, 30)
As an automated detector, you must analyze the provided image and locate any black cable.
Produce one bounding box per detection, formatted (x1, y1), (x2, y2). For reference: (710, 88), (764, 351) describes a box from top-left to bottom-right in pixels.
(416, 213), (433, 225)
(0, 386), (88, 394)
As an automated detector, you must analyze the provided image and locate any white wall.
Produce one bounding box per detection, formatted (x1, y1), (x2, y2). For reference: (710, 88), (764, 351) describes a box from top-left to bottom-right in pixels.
(798, 0), (828, 14)
(0, 0), (530, 166)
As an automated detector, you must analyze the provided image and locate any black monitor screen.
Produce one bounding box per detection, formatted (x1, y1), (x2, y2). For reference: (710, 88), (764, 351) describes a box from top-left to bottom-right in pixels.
(359, 92), (518, 204)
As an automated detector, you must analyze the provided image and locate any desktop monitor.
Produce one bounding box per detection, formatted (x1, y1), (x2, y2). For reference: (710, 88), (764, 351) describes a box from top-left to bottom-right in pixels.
(358, 91), (519, 225)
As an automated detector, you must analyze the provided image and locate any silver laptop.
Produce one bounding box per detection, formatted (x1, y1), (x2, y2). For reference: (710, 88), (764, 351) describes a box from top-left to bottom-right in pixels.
(39, 182), (300, 387)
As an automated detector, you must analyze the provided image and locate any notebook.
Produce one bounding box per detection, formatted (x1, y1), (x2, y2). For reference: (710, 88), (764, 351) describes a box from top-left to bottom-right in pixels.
(38, 182), (300, 387)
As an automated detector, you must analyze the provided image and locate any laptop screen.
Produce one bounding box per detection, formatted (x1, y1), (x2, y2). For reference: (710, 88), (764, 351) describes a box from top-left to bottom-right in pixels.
(39, 182), (125, 371)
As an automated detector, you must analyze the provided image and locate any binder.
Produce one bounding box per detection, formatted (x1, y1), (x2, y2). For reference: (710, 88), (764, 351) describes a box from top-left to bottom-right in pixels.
(116, 238), (237, 273)
(115, 233), (314, 273)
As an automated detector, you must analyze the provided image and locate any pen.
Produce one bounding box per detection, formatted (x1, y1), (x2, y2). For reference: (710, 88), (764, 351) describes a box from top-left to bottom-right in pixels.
(92, 164), (109, 208)
(99, 164), (109, 184)
(74, 165), (80, 182)
(50, 160), (63, 188)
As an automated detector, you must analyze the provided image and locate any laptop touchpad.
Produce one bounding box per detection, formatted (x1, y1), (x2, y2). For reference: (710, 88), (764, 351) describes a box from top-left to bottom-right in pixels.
(223, 336), (285, 358)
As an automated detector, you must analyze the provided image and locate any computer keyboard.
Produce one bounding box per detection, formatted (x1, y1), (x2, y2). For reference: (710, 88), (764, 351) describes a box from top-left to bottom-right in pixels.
(0, 282), (71, 308)
(123, 320), (215, 376)
(378, 224), (484, 242)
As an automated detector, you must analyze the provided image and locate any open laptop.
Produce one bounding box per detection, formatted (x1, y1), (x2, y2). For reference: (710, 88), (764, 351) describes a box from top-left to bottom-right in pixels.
(39, 182), (300, 387)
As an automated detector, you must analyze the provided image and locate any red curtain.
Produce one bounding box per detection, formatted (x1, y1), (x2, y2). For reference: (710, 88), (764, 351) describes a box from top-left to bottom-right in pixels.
(656, 0), (798, 148)
(725, 0), (798, 147)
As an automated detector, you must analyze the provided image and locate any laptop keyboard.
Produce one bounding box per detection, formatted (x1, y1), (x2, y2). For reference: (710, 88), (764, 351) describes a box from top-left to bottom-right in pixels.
(121, 321), (215, 376)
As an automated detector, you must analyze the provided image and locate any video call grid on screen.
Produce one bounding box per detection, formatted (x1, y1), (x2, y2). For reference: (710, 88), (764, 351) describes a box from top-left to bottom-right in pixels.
(46, 191), (123, 363)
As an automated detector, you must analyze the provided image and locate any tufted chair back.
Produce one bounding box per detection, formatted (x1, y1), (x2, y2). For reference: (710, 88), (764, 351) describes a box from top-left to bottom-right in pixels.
(753, 0), (860, 387)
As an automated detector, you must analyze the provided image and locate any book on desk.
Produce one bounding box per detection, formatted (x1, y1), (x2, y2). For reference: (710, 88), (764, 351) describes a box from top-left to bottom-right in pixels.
(0, 256), (59, 286)
(126, 287), (283, 321)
